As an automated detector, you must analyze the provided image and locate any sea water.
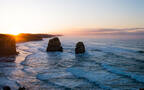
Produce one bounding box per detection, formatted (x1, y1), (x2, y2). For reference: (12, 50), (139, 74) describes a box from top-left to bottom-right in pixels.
(0, 36), (144, 90)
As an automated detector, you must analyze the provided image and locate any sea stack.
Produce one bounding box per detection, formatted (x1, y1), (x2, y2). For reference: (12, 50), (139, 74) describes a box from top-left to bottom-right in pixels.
(47, 37), (63, 52)
(0, 34), (17, 56)
(75, 42), (85, 54)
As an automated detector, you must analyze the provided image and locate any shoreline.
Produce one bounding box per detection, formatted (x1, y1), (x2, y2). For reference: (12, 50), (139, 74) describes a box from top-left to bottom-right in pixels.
(15, 48), (32, 64)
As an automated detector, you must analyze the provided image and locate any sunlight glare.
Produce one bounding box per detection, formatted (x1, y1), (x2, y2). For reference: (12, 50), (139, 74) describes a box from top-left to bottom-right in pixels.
(8, 26), (23, 35)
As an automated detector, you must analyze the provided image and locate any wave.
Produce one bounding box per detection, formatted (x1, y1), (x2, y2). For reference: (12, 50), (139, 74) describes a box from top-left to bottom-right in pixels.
(103, 52), (144, 64)
(102, 64), (144, 83)
(37, 73), (72, 80)
(66, 67), (112, 90)
(36, 72), (87, 88)
(91, 44), (144, 55)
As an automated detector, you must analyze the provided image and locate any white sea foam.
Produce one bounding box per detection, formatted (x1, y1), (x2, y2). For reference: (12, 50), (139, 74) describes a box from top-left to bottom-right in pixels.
(102, 63), (144, 83)
(67, 67), (113, 89)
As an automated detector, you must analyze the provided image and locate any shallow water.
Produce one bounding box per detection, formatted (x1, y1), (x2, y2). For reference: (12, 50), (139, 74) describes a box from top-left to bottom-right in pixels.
(0, 36), (144, 90)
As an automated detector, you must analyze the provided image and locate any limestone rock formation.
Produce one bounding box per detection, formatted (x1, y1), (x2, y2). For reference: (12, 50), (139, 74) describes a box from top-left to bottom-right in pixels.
(75, 42), (85, 54)
(0, 34), (17, 56)
(47, 37), (63, 52)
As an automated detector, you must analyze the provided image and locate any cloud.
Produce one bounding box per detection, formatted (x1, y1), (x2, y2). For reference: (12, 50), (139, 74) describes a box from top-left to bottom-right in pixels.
(83, 28), (144, 35)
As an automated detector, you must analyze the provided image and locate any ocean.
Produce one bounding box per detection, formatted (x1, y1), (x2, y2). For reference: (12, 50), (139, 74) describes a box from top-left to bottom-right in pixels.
(0, 36), (144, 90)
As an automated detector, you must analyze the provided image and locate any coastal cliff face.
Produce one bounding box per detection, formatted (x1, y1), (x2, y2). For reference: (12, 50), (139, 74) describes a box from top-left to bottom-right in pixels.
(0, 34), (17, 56)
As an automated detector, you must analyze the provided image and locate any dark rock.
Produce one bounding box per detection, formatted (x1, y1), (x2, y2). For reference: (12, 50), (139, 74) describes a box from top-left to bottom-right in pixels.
(47, 37), (63, 52)
(65, 88), (71, 90)
(18, 87), (25, 90)
(3, 86), (11, 90)
(138, 51), (144, 53)
(0, 34), (17, 56)
(75, 42), (85, 54)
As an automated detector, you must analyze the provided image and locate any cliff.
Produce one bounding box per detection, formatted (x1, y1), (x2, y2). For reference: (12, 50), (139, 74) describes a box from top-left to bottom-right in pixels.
(0, 34), (17, 56)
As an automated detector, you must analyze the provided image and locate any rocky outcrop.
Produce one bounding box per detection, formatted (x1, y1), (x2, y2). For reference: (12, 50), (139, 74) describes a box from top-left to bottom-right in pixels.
(3, 86), (11, 90)
(47, 37), (63, 52)
(0, 34), (17, 56)
(75, 42), (85, 54)
(2, 86), (26, 90)
(138, 51), (144, 53)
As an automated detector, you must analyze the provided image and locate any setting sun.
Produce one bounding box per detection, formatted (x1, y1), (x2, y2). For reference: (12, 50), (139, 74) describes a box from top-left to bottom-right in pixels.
(9, 32), (20, 35)
(8, 27), (23, 35)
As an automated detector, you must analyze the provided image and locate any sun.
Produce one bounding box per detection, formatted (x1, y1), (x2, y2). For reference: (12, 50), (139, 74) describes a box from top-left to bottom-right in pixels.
(8, 27), (23, 35)
(9, 31), (20, 35)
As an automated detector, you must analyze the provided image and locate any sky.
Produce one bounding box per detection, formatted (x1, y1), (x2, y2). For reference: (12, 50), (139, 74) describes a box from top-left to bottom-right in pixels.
(0, 0), (144, 36)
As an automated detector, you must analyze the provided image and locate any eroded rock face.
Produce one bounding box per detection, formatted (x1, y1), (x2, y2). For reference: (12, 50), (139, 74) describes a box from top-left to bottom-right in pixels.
(75, 42), (85, 54)
(47, 37), (63, 52)
(0, 34), (17, 56)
